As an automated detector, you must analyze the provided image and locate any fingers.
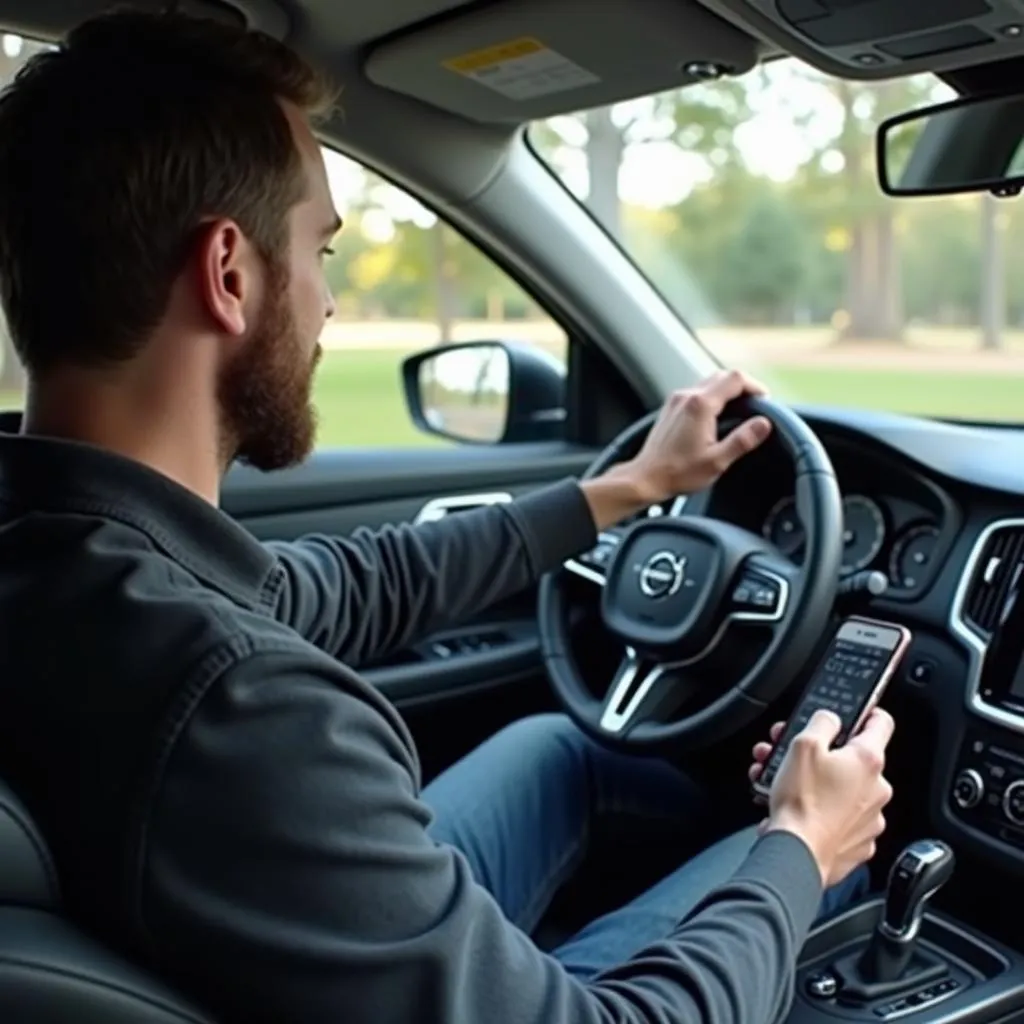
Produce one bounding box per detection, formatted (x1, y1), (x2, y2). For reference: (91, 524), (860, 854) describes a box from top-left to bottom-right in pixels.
(796, 708), (842, 748)
(750, 722), (784, 760)
(848, 707), (895, 758)
(700, 368), (768, 410)
(877, 777), (894, 809)
(706, 416), (773, 473)
(749, 720), (787, 781)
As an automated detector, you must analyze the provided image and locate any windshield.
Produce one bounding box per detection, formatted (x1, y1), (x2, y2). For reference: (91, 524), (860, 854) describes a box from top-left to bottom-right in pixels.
(531, 61), (1024, 423)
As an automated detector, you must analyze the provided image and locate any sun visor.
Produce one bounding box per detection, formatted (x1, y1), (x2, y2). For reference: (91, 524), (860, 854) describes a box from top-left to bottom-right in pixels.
(363, 0), (760, 123)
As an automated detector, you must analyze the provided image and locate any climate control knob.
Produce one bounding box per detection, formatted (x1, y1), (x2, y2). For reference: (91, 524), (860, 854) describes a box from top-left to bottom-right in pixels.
(1003, 780), (1024, 825)
(952, 769), (984, 810)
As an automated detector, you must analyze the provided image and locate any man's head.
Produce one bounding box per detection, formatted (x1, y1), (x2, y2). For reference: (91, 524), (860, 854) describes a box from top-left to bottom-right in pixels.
(0, 9), (341, 471)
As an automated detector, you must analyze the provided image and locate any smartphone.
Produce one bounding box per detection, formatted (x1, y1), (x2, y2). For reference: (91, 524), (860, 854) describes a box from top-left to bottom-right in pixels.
(751, 616), (911, 803)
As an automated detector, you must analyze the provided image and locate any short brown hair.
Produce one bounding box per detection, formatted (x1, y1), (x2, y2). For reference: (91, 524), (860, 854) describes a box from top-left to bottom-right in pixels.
(0, 9), (335, 378)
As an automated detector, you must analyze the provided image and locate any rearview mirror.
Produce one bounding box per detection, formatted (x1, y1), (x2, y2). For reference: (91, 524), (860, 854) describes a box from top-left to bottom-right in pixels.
(878, 92), (1024, 198)
(401, 340), (566, 445)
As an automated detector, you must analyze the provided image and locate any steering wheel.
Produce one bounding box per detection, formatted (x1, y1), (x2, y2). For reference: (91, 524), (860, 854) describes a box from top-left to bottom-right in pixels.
(538, 397), (843, 752)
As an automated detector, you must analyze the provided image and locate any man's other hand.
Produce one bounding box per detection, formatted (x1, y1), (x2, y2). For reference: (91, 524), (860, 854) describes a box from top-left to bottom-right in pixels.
(753, 709), (895, 889)
(581, 369), (773, 530)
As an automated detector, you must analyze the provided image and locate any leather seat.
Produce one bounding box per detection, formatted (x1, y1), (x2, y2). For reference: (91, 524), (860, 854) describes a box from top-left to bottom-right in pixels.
(0, 778), (215, 1022)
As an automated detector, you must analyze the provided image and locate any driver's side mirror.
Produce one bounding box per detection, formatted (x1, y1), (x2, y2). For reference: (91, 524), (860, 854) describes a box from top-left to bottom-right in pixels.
(401, 340), (567, 445)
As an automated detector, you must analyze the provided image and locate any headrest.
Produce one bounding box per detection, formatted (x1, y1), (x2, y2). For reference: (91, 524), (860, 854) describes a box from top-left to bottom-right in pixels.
(0, 779), (59, 908)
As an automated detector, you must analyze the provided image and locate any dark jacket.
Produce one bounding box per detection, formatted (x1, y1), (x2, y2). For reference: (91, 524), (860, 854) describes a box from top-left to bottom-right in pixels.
(0, 434), (823, 1024)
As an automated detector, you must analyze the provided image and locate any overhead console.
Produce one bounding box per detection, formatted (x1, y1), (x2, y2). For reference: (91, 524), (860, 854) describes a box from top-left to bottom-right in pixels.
(698, 0), (1024, 78)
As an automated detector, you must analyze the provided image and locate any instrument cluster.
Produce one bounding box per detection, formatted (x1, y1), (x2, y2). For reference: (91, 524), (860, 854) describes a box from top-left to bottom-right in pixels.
(761, 492), (943, 592)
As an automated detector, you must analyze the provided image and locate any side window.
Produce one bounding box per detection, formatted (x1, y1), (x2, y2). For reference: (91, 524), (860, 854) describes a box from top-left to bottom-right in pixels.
(317, 148), (568, 447)
(0, 309), (19, 411)
(0, 105), (570, 448)
(0, 34), (52, 410)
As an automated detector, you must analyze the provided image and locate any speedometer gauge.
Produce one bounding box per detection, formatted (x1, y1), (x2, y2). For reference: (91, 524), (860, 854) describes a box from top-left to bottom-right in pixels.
(889, 523), (940, 590)
(762, 497), (805, 559)
(841, 495), (886, 575)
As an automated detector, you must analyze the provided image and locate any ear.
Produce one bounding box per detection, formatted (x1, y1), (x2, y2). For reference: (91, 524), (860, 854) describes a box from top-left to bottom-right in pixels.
(194, 219), (256, 338)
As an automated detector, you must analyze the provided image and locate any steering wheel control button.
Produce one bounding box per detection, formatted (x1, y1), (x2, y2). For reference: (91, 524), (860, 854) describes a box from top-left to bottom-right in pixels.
(1003, 780), (1024, 825)
(732, 573), (780, 614)
(805, 972), (838, 999)
(581, 536), (619, 568)
(952, 769), (984, 810)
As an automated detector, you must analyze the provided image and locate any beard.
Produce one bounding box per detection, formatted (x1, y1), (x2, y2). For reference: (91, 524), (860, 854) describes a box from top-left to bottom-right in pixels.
(217, 258), (320, 472)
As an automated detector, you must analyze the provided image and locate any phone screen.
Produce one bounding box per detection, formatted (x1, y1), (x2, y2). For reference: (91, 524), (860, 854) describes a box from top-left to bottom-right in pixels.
(753, 617), (910, 799)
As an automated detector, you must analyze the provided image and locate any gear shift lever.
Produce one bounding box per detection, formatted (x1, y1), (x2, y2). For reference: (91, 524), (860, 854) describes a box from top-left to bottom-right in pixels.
(860, 839), (956, 982)
(832, 839), (955, 1004)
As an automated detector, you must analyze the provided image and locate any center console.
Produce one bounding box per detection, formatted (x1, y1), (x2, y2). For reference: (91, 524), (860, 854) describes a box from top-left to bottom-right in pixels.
(948, 731), (1024, 851)
(789, 840), (1024, 1024)
(945, 565), (1024, 857)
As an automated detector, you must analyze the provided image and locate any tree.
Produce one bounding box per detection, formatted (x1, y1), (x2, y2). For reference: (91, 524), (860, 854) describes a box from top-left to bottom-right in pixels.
(431, 222), (459, 344)
(899, 195), (978, 323)
(782, 68), (945, 342)
(581, 107), (626, 240)
(980, 192), (1006, 350)
(720, 190), (807, 323)
(536, 79), (755, 245)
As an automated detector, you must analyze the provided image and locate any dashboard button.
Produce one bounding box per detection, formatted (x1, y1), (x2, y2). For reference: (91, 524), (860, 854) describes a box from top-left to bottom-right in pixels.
(952, 769), (984, 810)
(1003, 780), (1024, 825)
(907, 659), (934, 686)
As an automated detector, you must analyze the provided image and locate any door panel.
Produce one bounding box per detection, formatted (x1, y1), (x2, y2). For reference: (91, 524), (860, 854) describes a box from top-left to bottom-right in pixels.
(222, 441), (596, 780)
(220, 442), (594, 517)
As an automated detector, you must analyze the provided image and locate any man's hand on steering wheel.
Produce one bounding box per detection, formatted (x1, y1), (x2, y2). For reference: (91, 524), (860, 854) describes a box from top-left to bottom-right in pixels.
(580, 369), (774, 531)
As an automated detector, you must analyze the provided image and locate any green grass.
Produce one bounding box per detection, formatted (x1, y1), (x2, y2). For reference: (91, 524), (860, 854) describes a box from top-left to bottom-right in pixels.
(766, 367), (1024, 423)
(311, 346), (440, 447)
(310, 349), (1024, 446)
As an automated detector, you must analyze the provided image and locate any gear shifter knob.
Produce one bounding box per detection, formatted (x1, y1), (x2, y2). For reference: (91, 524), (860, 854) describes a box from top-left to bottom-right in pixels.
(847, 839), (956, 995)
(881, 838), (955, 939)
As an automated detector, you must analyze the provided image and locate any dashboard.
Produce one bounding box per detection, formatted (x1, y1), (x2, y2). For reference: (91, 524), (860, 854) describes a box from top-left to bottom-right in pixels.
(673, 403), (1024, 880)
(699, 427), (960, 600)
(569, 401), (1024, 881)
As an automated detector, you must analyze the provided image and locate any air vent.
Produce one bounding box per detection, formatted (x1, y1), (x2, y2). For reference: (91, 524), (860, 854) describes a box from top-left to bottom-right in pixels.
(963, 525), (1024, 637)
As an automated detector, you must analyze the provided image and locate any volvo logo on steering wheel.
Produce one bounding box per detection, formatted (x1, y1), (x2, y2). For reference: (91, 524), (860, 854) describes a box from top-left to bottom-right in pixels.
(637, 550), (687, 599)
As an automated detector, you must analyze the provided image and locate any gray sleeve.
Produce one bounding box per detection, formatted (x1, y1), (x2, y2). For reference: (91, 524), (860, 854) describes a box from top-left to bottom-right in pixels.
(140, 646), (825, 1024)
(265, 477), (597, 663)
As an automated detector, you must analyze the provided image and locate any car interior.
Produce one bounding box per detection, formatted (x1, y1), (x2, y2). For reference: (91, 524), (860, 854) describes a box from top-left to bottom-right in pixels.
(5, 0), (1024, 1021)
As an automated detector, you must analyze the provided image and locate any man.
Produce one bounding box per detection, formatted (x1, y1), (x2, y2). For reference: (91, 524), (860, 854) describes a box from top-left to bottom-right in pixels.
(0, 10), (893, 1024)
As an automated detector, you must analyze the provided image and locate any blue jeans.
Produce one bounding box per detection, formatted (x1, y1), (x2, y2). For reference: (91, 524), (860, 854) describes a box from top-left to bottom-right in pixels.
(424, 713), (870, 980)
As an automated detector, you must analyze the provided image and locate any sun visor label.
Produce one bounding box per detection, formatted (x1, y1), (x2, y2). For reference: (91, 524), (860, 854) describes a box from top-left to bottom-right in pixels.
(442, 37), (600, 100)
